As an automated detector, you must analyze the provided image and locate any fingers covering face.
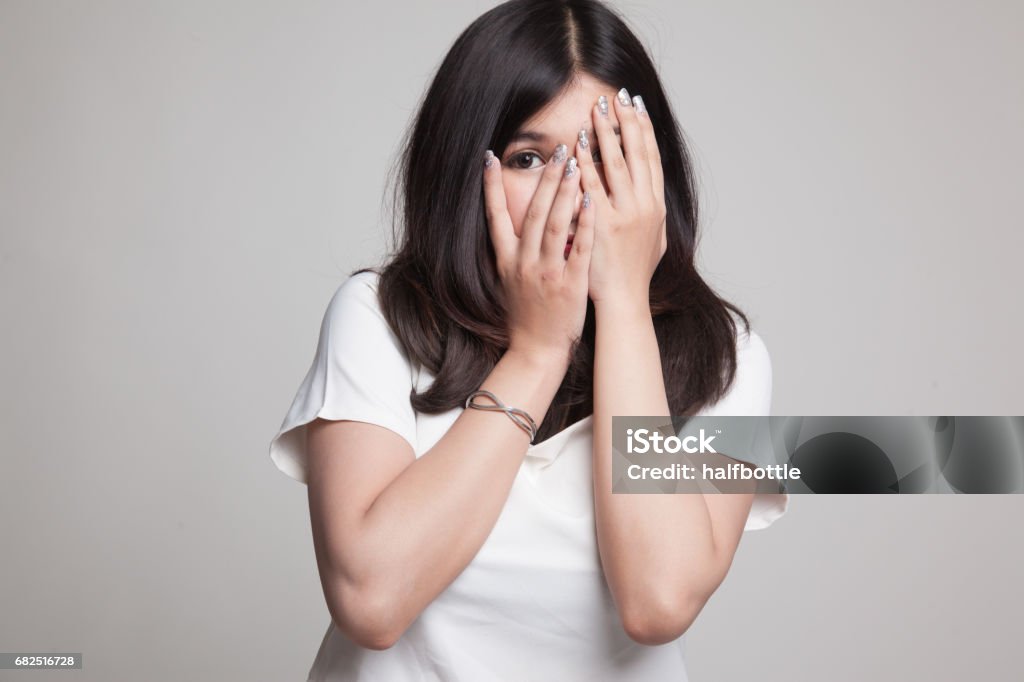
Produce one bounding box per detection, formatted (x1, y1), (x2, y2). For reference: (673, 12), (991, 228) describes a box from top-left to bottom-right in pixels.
(565, 186), (594, 284)
(482, 89), (664, 272)
(576, 123), (608, 216)
(482, 150), (517, 269)
(631, 94), (665, 213)
(591, 89), (664, 211)
(612, 88), (652, 200)
(482, 145), (583, 272)
(519, 143), (573, 259)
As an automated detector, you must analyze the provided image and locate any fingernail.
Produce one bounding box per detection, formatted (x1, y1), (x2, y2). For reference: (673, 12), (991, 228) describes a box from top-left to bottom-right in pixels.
(552, 143), (568, 164)
(597, 96), (608, 117)
(632, 95), (646, 116)
(617, 88), (632, 107)
(578, 129), (589, 149)
(484, 149), (495, 168)
(582, 191), (591, 209)
(565, 158), (577, 178)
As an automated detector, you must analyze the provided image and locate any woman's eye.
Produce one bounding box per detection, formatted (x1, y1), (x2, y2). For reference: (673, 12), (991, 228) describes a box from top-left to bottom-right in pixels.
(508, 151), (544, 170)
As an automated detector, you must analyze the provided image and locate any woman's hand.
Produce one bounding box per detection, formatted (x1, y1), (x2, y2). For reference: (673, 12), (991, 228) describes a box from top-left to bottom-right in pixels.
(577, 89), (667, 308)
(482, 145), (595, 364)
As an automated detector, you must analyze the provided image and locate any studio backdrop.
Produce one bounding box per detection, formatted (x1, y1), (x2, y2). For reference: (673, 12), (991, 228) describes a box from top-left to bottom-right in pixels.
(1, 1), (1022, 681)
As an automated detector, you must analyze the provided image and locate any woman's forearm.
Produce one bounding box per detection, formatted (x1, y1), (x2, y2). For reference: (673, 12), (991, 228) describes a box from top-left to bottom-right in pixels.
(591, 296), (725, 644)
(340, 346), (569, 643)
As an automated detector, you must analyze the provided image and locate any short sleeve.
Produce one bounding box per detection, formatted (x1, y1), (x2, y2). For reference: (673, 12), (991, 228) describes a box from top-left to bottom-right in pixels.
(697, 324), (789, 531)
(269, 271), (418, 485)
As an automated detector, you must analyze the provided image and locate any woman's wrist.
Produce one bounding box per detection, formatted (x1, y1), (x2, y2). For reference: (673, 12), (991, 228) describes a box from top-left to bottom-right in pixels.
(592, 291), (651, 322)
(468, 343), (570, 444)
(504, 342), (573, 372)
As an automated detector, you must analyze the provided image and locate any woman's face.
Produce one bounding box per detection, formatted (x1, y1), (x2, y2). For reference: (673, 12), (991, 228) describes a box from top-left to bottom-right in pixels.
(498, 73), (621, 241)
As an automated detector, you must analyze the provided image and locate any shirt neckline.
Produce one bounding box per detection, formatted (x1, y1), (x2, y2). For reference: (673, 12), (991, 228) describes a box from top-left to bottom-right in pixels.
(526, 413), (594, 461)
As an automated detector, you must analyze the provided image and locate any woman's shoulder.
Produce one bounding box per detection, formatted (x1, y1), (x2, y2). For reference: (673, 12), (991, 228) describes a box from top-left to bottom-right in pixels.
(736, 322), (770, 375)
(313, 268), (416, 376)
(702, 314), (772, 416)
(728, 312), (770, 371)
(323, 269), (385, 322)
(313, 269), (406, 368)
(332, 268), (382, 301)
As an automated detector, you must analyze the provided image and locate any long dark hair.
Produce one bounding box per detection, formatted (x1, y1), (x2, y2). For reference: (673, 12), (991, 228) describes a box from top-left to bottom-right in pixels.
(356, 0), (751, 443)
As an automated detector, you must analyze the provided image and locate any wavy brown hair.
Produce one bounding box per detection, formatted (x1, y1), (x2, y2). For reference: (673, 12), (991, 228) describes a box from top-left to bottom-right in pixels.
(354, 0), (752, 444)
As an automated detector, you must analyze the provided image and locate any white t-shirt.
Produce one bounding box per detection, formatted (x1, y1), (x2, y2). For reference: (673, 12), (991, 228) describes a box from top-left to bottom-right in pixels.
(270, 270), (788, 682)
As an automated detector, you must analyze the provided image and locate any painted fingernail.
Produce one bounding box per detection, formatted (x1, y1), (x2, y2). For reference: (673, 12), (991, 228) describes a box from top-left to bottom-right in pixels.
(617, 88), (632, 106)
(632, 95), (646, 116)
(565, 157), (577, 177)
(552, 143), (568, 164)
(597, 95), (608, 117)
(578, 129), (589, 149)
(484, 149), (495, 167)
(582, 191), (591, 209)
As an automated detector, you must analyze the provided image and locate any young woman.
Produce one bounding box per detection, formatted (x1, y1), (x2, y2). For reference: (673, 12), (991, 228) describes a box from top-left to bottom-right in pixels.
(270, 0), (788, 679)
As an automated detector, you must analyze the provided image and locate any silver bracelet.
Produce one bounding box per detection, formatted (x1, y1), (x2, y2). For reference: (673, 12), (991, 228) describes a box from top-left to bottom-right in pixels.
(465, 389), (539, 444)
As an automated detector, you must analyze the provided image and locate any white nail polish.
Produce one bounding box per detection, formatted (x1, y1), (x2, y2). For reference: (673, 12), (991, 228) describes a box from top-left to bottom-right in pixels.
(632, 95), (646, 116)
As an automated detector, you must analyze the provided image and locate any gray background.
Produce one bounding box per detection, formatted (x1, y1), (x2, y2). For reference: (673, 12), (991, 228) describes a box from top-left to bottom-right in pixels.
(1, 1), (1021, 680)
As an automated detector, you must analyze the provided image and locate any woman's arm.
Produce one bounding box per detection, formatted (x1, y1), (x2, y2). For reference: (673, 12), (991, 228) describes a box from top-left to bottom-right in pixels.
(591, 295), (757, 646)
(308, 141), (594, 651)
(573, 90), (759, 646)
(307, 346), (569, 650)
